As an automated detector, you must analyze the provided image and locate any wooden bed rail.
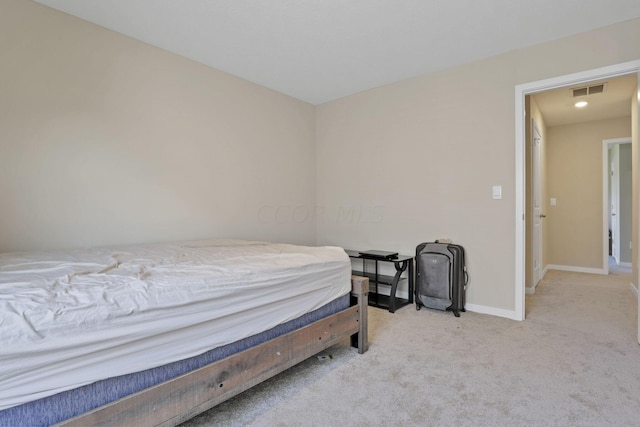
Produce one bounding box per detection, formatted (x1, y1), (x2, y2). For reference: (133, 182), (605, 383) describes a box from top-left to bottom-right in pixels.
(58, 276), (369, 427)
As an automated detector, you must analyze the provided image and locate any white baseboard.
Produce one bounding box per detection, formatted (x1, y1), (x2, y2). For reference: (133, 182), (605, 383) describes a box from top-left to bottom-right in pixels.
(631, 282), (638, 298)
(620, 262), (632, 268)
(464, 303), (521, 321)
(386, 289), (521, 321)
(547, 264), (607, 275)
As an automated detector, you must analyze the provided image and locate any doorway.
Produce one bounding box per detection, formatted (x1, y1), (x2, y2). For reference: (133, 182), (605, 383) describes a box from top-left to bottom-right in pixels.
(514, 60), (640, 322)
(609, 142), (622, 267)
(604, 138), (633, 273)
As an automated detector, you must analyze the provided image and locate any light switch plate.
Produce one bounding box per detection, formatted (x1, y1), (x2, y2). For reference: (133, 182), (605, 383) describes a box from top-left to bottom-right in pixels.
(550, 198), (557, 206)
(492, 185), (502, 200)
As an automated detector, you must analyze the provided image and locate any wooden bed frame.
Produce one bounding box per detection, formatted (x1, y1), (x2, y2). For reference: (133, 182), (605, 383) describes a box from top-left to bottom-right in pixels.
(57, 276), (369, 427)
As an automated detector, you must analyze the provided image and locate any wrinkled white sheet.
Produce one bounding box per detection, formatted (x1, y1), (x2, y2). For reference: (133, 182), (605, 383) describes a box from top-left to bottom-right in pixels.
(0, 239), (351, 410)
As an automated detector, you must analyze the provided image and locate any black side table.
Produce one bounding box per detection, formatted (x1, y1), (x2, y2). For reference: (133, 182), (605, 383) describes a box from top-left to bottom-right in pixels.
(345, 249), (414, 313)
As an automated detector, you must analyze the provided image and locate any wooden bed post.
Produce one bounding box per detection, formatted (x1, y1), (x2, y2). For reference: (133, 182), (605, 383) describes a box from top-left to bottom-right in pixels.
(350, 275), (369, 354)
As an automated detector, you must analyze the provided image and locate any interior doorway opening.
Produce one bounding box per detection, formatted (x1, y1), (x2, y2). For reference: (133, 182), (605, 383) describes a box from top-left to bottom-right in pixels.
(604, 137), (633, 274)
(514, 60), (640, 322)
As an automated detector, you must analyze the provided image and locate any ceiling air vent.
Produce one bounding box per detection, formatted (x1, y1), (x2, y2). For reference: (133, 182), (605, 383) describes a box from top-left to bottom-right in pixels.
(572, 87), (588, 97)
(572, 83), (606, 97)
(588, 83), (605, 94)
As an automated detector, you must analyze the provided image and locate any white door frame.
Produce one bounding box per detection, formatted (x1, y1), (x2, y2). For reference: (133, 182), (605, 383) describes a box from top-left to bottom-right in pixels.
(604, 138), (630, 271)
(514, 60), (640, 321)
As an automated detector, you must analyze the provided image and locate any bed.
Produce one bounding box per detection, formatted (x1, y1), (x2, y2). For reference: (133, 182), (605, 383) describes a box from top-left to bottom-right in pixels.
(0, 239), (368, 426)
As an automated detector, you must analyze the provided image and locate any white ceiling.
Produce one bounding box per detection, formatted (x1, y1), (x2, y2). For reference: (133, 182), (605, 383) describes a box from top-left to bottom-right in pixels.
(34, 0), (640, 105)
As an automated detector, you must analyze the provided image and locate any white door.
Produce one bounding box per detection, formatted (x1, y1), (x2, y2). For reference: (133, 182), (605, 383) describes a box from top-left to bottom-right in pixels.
(532, 121), (543, 286)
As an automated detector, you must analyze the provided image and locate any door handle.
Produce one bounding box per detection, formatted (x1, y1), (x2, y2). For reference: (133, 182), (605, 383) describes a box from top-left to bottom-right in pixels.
(539, 214), (546, 218)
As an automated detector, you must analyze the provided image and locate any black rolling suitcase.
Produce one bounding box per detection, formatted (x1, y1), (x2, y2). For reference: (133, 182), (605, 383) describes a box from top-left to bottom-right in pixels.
(415, 241), (468, 317)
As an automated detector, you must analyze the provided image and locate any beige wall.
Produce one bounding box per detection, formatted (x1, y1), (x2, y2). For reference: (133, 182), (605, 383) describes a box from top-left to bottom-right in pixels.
(316, 18), (640, 314)
(0, 0), (316, 252)
(3, 1), (640, 316)
(545, 118), (630, 269)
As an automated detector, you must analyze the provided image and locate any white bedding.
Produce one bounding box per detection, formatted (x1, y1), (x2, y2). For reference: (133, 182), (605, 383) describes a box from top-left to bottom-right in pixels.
(0, 239), (351, 410)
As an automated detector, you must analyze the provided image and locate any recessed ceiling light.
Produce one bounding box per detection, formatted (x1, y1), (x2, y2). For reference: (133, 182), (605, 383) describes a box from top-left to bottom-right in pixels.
(575, 101), (588, 108)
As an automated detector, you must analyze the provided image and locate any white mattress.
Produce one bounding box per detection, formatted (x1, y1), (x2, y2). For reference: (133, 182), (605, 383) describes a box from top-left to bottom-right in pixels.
(0, 239), (351, 410)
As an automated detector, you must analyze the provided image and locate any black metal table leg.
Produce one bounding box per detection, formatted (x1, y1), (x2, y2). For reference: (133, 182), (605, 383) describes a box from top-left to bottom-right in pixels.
(389, 260), (409, 313)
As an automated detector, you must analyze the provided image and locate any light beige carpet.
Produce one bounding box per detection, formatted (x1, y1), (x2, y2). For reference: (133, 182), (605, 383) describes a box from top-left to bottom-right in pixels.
(181, 268), (640, 426)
